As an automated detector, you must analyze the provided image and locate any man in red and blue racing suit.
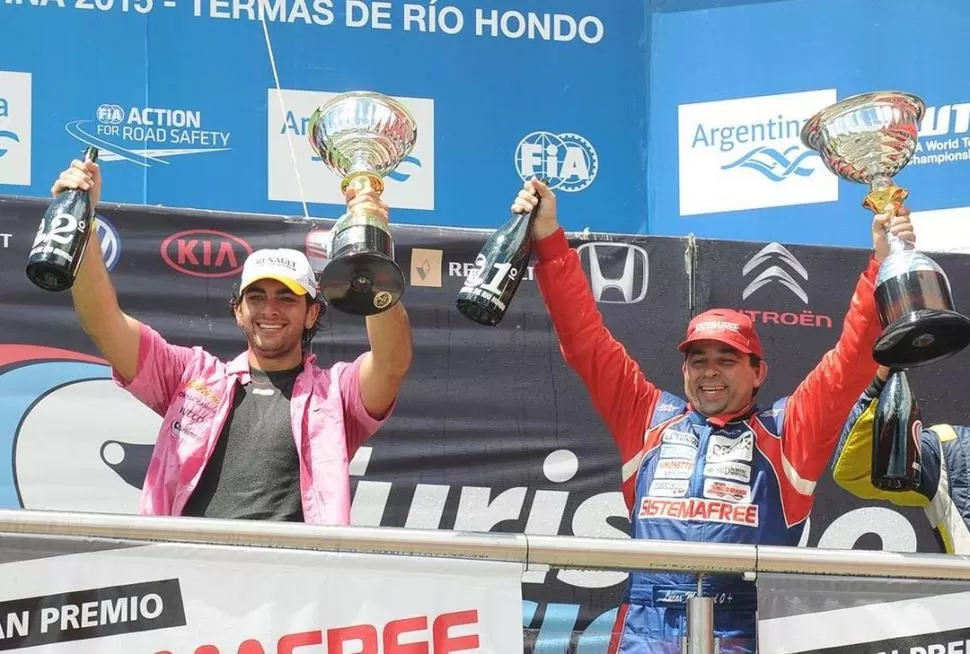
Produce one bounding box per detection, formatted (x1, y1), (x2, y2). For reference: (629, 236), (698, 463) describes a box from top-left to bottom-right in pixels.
(510, 179), (916, 653)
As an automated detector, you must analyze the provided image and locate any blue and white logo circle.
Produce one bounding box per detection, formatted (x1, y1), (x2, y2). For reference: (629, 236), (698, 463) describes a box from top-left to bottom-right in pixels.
(95, 215), (122, 272)
(515, 131), (599, 193)
(97, 104), (125, 125)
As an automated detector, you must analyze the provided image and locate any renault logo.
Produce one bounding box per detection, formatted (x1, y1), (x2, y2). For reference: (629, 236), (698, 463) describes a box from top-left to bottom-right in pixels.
(576, 242), (649, 304)
(741, 242), (808, 304)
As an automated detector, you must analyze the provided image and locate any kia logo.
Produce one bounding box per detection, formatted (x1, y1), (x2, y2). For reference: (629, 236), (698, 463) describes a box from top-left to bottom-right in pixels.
(161, 229), (252, 278)
(741, 242), (808, 304)
(576, 242), (649, 304)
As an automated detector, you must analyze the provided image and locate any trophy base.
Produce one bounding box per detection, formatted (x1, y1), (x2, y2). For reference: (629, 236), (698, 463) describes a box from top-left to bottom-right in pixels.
(319, 251), (405, 316)
(874, 308), (970, 368)
(25, 262), (74, 293)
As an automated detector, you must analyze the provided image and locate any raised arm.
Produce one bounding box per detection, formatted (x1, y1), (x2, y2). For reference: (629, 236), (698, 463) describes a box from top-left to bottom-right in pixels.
(521, 180), (661, 467)
(53, 159), (191, 415)
(782, 209), (916, 483)
(344, 187), (413, 421)
(54, 159), (142, 383)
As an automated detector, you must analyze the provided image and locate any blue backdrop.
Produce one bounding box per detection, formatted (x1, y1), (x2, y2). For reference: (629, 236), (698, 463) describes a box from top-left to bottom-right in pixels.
(2, 0), (970, 247)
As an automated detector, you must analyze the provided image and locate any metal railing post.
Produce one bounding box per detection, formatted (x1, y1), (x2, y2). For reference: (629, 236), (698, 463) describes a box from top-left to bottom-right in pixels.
(685, 574), (715, 653)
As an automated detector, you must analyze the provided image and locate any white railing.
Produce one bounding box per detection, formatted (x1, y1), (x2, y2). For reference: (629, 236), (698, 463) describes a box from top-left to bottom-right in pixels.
(0, 508), (966, 581)
(1, 508), (967, 652)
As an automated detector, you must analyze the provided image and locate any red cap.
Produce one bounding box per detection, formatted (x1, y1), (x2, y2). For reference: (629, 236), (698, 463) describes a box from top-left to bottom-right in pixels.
(678, 309), (764, 359)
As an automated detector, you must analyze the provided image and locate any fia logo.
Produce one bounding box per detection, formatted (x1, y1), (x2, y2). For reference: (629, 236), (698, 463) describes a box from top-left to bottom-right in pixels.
(515, 131), (598, 192)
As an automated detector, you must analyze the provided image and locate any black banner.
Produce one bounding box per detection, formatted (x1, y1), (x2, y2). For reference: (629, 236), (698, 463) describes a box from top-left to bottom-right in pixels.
(0, 194), (967, 652)
(0, 578), (185, 650)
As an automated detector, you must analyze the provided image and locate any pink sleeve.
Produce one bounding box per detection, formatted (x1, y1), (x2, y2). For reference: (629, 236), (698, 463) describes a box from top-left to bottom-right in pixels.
(113, 322), (195, 417)
(338, 352), (396, 453)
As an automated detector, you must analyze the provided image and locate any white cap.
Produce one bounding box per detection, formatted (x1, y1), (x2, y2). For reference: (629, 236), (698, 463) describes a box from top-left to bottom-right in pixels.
(239, 248), (318, 298)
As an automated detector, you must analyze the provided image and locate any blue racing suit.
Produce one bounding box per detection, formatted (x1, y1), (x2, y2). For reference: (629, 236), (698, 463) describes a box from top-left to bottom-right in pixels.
(533, 229), (883, 653)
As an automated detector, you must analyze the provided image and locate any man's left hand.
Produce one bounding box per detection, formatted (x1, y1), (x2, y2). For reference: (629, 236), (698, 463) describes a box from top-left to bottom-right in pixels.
(346, 187), (389, 224)
(872, 206), (916, 263)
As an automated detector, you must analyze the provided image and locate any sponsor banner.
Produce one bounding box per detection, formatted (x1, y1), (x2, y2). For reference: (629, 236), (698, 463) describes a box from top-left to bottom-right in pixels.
(649, 0), (970, 246)
(0, 534), (522, 652)
(0, 2), (637, 235)
(2, 195), (968, 652)
(757, 573), (970, 653)
(0, 71), (31, 187)
(267, 89), (435, 211)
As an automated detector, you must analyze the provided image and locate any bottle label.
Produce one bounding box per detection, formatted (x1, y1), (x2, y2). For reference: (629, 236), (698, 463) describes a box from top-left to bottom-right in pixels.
(460, 253), (521, 300)
(29, 211), (87, 263)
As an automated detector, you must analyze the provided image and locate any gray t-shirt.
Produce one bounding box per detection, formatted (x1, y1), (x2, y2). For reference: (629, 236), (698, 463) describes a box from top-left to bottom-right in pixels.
(181, 364), (304, 522)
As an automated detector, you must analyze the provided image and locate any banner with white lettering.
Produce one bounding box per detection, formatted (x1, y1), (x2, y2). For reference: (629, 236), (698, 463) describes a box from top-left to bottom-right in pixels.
(0, 533), (523, 653)
(3, 194), (970, 652)
(757, 572), (970, 653)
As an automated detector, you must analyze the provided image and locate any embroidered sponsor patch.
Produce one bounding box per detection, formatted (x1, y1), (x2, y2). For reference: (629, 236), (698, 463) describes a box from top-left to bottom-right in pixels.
(703, 478), (752, 504)
(707, 431), (754, 463)
(703, 461), (752, 483)
(648, 479), (690, 498)
(639, 497), (759, 527)
(656, 458), (696, 480)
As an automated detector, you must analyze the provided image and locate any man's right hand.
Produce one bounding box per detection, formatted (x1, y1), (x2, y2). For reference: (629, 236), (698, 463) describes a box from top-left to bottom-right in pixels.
(52, 159), (102, 208)
(511, 178), (559, 241)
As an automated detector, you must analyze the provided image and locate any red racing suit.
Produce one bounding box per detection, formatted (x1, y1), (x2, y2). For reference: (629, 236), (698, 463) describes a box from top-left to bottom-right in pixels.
(533, 229), (882, 653)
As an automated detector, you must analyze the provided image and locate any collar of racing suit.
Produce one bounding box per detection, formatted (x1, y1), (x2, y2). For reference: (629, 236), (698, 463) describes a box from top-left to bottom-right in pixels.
(685, 402), (758, 429)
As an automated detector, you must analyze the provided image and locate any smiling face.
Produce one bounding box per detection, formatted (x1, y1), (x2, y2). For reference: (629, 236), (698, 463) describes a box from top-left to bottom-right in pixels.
(682, 340), (768, 418)
(233, 279), (319, 371)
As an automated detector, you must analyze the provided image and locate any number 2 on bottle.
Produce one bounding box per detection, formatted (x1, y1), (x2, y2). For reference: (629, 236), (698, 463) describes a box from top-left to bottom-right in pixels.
(34, 213), (82, 248)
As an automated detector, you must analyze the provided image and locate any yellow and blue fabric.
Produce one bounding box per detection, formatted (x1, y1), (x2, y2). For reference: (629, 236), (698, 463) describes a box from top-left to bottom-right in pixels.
(833, 377), (970, 554)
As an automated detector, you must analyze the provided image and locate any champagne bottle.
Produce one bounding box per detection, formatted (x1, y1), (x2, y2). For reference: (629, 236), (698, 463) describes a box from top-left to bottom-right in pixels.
(26, 147), (100, 292)
(871, 369), (923, 491)
(456, 190), (542, 326)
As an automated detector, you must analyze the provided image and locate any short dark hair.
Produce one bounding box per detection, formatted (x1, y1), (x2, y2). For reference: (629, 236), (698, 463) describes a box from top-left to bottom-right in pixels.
(227, 283), (326, 351)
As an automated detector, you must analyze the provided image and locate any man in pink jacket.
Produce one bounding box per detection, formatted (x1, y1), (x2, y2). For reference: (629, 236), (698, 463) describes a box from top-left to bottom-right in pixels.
(51, 158), (413, 525)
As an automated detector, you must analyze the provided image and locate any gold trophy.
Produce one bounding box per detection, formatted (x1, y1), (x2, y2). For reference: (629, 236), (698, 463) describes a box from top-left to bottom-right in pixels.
(802, 91), (970, 368)
(307, 91), (417, 315)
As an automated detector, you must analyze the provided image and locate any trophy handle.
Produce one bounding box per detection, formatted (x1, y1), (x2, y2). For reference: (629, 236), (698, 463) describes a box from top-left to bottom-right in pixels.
(863, 176), (913, 254)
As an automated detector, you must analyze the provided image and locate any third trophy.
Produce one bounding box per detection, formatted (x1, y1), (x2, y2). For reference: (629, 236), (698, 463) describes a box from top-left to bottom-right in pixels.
(308, 91), (417, 315)
(802, 91), (970, 368)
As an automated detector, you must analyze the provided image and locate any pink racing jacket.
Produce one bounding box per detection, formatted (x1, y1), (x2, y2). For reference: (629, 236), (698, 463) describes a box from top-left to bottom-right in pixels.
(113, 322), (390, 525)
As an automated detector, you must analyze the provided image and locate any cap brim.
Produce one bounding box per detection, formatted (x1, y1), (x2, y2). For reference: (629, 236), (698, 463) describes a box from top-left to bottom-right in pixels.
(678, 334), (755, 355)
(242, 274), (308, 296)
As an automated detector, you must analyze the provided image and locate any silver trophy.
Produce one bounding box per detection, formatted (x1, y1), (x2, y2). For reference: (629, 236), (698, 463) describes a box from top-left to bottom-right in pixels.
(308, 91), (417, 315)
(802, 91), (970, 368)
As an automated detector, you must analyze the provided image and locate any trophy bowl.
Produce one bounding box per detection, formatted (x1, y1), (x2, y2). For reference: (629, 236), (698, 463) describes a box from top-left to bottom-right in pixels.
(308, 91), (417, 315)
(802, 91), (970, 368)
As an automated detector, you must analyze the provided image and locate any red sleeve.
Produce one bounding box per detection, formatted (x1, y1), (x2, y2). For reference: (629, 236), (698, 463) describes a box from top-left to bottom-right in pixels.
(534, 228), (661, 467)
(782, 256), (882, 482)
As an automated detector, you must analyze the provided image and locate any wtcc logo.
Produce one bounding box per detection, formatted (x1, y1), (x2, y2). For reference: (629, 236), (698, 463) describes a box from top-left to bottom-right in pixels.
(268, 88), (435, 211)
(515, 131), (598, 192)
(677, 89), (839, 216)
(0, 71), (31, 186)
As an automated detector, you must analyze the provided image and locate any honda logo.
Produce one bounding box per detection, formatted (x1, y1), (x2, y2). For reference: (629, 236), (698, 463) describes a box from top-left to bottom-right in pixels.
(741, 242), (808, 304)
(576, 242), (649, 304)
